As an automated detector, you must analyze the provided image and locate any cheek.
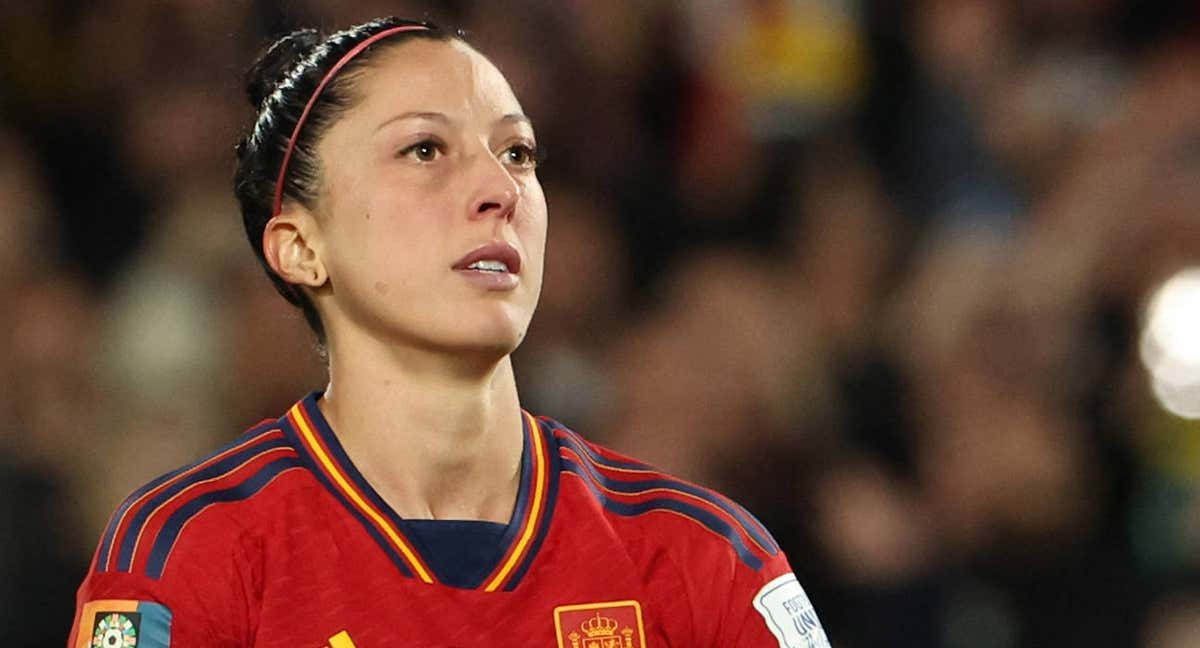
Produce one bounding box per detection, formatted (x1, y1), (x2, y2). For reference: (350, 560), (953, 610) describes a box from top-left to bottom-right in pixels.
(368, 185), (449, 248)
(519, 181), (547, 235)
(518, 190), (549, 275)
(326, 205), (435, 292)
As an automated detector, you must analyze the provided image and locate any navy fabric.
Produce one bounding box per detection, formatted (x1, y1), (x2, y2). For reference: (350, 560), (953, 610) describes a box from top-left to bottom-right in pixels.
(398, 519), (509, 589)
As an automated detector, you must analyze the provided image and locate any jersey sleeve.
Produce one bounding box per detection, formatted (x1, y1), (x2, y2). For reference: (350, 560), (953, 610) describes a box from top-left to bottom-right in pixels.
(711, 550), (832, 648)
(67, 506), (260, 648)
(680, 518), (831, 648)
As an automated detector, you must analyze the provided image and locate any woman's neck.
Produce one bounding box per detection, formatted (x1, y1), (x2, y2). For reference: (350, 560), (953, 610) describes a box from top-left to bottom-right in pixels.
(317, 336), (525, 523)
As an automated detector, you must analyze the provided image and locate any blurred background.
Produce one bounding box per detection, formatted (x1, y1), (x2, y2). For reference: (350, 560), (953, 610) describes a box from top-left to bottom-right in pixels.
(2, 0), (1200, 645)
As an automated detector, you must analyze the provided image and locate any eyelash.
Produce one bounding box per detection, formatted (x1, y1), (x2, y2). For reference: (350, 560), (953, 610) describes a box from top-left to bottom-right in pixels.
(398, 138), (444, 162)
(396, 139), (542, 169)
(503, 142), (542, 169)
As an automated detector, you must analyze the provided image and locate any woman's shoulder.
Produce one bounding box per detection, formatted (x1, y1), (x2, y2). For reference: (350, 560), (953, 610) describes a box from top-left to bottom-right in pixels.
(535, 414), (785, 574)
(90, 417), (309, 580)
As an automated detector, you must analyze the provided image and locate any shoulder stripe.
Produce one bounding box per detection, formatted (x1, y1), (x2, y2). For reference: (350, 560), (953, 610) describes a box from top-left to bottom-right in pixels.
(561, 456), (764, 570)
(97, 421), (281, 572)
(146, 455), (303, 578)
(104, 427), (290, 573)
(542, 419), (652, 471)
(556, 430), (779, 556)
(121, 443), (296, 574)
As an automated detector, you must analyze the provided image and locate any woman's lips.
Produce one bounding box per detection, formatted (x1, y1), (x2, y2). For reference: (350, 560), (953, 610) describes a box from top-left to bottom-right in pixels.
(452, 242), (522, 291)
(454, 268), (520, 290)
(452, 242), (522, 274)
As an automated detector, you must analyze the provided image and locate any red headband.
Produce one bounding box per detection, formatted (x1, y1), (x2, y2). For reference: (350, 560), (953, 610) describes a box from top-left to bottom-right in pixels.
(272, 24), (431, 217)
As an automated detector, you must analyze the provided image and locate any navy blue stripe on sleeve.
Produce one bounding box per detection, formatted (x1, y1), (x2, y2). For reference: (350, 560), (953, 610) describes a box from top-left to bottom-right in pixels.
(561, 456), (764, 571)
(557, 431), (779, 555)
(144, 456), (303, 579)
(97, 422), (281, 572)
(113, 435), (292, 573)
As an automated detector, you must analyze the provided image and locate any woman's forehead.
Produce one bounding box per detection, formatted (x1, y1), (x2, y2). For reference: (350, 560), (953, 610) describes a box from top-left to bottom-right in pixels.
(353, 39), (525, 125)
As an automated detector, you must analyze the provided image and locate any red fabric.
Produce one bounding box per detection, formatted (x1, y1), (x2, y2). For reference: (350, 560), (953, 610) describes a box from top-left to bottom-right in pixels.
(70, 401), (814, 647)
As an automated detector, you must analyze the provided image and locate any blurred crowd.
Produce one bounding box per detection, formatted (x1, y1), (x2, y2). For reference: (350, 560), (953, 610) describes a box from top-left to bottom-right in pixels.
(2, 0), (1200, 646)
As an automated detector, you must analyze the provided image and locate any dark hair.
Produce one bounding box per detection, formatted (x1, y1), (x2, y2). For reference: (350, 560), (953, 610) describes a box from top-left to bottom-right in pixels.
(234, 17), (456, 349)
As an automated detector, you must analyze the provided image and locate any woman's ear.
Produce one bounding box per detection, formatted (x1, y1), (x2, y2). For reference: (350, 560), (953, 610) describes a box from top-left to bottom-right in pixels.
(262, 206), (328, 288)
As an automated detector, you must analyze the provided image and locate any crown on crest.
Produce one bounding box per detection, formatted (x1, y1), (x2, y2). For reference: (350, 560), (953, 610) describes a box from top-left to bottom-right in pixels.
(580, 612), (620, 637)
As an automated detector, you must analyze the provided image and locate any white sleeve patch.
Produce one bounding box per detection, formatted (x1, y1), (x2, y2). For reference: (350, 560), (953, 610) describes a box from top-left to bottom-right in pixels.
(752, 573), (831, 648)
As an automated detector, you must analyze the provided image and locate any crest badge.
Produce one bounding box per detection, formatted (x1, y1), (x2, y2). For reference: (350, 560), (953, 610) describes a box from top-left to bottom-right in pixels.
(75, 600), (171, 648)
(553, 600), (646, 648)
(92, 611), (139, 647)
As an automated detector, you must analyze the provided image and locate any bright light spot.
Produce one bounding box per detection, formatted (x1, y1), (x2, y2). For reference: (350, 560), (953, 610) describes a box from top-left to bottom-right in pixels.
(1142, 268), (1200, 419)
(1150, 376), (1200, 420)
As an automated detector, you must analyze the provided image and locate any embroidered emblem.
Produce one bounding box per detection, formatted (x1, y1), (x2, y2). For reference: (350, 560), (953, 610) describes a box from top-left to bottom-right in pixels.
(554, 600), (646, 648)
(92, 612), (138, 647)
(75, 601), (171, 648)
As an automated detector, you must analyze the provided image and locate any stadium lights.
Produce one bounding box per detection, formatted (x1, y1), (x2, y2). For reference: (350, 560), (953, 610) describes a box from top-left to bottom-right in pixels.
(1141, 267), (1200, 419)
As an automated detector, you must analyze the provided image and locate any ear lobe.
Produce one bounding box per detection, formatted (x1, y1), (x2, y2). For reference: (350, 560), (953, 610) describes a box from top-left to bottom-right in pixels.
(262, 211), (328, 289)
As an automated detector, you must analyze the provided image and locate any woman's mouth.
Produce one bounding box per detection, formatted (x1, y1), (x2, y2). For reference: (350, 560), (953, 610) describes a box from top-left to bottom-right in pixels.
(453, 242), (522, 290)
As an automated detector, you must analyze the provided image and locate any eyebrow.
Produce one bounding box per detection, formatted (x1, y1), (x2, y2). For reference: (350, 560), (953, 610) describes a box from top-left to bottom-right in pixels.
(498, 113), (534, 129)
(373, 111), (535, 132)
(374, 111), (449, 132)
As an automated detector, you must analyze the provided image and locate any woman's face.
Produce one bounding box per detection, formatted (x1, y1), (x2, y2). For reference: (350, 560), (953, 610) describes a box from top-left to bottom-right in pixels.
(309, 38), (547, 360)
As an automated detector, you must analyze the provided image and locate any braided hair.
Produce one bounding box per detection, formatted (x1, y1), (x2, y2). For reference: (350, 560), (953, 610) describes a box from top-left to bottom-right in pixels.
(234, 17), (456, 348)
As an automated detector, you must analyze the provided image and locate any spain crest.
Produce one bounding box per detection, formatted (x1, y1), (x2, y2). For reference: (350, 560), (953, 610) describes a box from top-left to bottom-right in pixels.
(553, 600), (646, 648)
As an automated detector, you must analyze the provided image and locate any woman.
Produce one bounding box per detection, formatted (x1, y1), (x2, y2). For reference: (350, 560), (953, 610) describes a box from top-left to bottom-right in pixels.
(70, 17), (829, 648)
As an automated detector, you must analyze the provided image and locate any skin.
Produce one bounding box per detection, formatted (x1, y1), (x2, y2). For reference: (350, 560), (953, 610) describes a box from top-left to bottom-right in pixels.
(262, 38), (547, 523)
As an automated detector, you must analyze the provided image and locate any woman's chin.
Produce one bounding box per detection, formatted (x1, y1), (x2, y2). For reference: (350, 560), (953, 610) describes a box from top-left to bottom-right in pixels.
(459, 328), (527, 358)
(425, 321), (529, 362)
(452, 308), (532, 351)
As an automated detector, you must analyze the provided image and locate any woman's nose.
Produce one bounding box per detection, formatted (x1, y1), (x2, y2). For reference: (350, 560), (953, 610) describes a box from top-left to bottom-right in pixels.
(469, 155), (520, 222)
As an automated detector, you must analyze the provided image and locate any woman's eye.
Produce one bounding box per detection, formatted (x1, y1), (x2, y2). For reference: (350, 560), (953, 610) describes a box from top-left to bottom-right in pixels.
(399, 140), (441, 162)
(503, 143), (539, 168)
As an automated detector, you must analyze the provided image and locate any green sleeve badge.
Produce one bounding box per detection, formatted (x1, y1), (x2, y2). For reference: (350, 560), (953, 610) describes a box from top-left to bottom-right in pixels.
(76, 600), (171, 648)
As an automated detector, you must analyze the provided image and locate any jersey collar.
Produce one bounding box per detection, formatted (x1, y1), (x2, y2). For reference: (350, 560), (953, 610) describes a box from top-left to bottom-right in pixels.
(279, 391), (557, 590)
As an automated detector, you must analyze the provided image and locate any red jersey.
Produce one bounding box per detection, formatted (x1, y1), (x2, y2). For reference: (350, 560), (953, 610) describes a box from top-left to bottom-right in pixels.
(70, 393), (830, 648)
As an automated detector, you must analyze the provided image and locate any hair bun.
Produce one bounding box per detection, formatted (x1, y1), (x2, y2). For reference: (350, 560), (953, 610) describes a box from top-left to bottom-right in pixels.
(245, 28), (322, 108)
